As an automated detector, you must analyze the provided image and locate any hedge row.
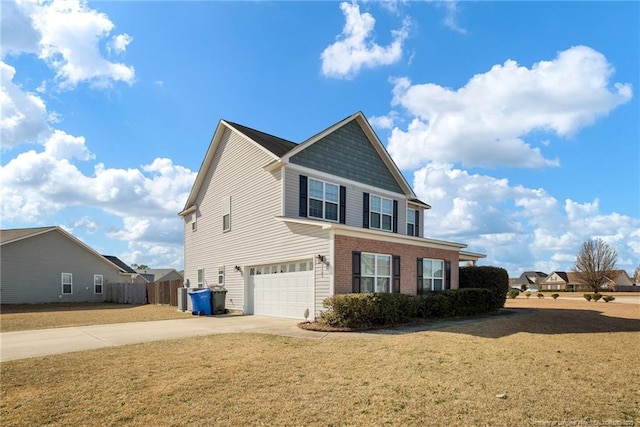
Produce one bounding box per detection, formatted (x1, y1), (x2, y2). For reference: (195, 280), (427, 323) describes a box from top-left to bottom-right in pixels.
(459, 265), (509, 311)
(318, 288), (496, 329)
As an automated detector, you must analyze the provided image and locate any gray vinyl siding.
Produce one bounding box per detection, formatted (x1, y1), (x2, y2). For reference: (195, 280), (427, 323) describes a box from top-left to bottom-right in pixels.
(0, 231), (122, 304)
(183, 128), (331, 316)
(284, 168), (409, 236)
(289, 120), (403, 194)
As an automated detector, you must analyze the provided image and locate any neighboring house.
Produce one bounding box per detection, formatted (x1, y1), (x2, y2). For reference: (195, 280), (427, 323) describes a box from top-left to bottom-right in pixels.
(103, 255), (147, 284)
(510, 271), (548, 291)
(542, 270), (634, 292)
(135, 268), (183, 283)
(179, 111), (485, 319)
(1, 227), (132, 304)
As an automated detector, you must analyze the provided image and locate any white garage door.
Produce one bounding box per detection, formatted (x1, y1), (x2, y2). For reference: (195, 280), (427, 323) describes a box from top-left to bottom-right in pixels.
(249, 261), (314, 319)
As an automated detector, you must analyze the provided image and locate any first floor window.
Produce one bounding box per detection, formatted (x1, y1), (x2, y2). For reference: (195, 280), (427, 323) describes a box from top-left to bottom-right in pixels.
(62, 273), (72, 294)
(420, 259), (444, 292)
(94, 275), (103, 294)
(218, 266), (225, 285)
(361, 253), (391, 293)
(197, 268), (204, 285)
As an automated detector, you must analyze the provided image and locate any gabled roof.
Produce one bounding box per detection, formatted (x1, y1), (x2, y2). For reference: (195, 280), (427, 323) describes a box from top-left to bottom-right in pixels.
(280, 111), (415, 197)
(103, 255), (137, 274)
(1, 226), (126, 273)
(1, 226), (58, 245)
(180, 112), (421, 215)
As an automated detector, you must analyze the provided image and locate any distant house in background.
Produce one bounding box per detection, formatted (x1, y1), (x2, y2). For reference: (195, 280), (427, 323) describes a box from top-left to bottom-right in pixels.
(134, 268), (183, 283)
(0, 227), (135, 304)
(541, 270), (634, 292)
(103, 255), (146, 284)
(510, 271), (548, 291)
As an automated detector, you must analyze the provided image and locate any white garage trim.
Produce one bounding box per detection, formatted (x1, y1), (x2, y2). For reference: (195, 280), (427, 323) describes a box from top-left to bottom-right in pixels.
(247, 260), (315, 320)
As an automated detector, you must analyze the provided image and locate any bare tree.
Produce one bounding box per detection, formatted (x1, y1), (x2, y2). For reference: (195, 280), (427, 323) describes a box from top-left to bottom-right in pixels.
(573, 238), (618, 293)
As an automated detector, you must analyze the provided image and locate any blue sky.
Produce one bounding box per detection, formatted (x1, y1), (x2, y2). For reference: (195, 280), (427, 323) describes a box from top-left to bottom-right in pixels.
(1, 0), (638, 277)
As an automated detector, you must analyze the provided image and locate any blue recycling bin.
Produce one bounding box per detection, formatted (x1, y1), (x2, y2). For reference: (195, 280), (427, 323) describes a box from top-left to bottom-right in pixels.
(189, 289), (212, 315)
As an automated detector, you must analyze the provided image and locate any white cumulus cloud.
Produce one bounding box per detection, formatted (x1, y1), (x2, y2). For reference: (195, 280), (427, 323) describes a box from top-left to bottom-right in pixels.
(321, 1), (410, 79)
(387, 46), (633, 169)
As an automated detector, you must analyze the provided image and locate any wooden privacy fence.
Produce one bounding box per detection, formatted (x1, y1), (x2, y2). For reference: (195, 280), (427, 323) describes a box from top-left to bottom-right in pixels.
(105, 282), (148, 304)
(147, 279), (184, 306)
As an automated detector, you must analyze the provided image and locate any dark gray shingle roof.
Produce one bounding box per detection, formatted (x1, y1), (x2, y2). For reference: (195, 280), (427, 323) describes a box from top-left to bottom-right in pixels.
(226, 121), (297, 157)
(103, 255), (137, 274)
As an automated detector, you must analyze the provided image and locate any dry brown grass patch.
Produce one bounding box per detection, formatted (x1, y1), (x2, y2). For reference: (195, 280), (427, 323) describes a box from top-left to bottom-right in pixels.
(0, 303), (190, 332)
(2, 298), (638, 426)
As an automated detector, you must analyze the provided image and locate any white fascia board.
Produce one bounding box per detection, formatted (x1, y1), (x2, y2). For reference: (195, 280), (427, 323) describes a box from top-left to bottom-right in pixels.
(276, 216), (468, 251)
(286, 163), (408, 200)
(178, 204), (197, 217)
(459, 250), (487, 261)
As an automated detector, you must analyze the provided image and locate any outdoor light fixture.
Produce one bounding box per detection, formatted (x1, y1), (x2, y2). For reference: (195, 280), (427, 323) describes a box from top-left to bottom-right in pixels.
(234, 265), (241, 272)
(316, 254), (326, 263)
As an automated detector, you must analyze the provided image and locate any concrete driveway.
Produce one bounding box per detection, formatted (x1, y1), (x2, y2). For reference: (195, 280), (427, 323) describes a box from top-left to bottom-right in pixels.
(0, 315), (334, 362)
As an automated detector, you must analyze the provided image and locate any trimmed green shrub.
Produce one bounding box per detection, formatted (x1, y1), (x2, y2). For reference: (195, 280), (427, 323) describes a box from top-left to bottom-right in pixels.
(525, 292), (532, 298)
(551, 293), (560, 300)
(507, 290), (519, 299)
(603, 295), (615, 303)
(583, 293), (593, 301)
(319, 288), (496, 329)
(592, 293), (602, 302)
(537, 293), (544, 299)
(459, 266), (509, 310)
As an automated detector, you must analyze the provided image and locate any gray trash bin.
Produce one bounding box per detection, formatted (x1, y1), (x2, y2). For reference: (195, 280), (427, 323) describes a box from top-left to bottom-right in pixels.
(211, 286), (227, 314)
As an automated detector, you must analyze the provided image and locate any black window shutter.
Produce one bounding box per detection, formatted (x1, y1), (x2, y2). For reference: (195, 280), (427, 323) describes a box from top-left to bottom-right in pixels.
(339, 186), (346, 224)
(392, 200), (398, 233)
(445, 260), (451, 290)
(352, 251), (361, 293)
(362, 193), (369, 228)
(393, 255), (401, 293)
(299, 175), (308, 217)
(414, 209), (420, 237)
(417, 258), (423, 294)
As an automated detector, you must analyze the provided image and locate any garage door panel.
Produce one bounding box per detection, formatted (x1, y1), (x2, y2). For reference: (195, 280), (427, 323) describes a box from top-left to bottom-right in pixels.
(250, 267), (314, 319)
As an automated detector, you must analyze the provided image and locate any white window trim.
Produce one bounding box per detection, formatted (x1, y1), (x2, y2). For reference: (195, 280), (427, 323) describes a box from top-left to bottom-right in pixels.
(94, 274), (103, 294)
(223, 196), (231, 232)
(407, 208), (415, 236)
(370, 194), (393, 231)
(62, 272), (73, 294)
(422, 259), (444, 292)
(197, 268), (204, 286)
(308, 178), (340, 222)
(361, 252), (392, 293)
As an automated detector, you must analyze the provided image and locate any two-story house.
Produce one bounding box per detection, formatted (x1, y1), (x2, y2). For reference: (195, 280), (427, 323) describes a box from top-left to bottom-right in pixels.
(179, 111), (485, 319)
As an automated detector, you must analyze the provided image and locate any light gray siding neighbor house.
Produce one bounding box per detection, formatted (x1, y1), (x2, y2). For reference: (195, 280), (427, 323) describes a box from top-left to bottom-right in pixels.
(179, 111), (485, 320)
(1, 227), (131, 304)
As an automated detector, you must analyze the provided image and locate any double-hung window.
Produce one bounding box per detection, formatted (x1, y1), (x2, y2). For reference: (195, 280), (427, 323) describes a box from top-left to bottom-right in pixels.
(370, 195), (393, 231)
(62, 273), (72, 294)
(420, 259), (444, 292)
(407, 208), (416, 236)
(94, 274), (103, 294)
(361, 253), (391, 293)
(222, 196), (231, 232)
(309, 178), (339, 221)
(197, 268), (204, 286)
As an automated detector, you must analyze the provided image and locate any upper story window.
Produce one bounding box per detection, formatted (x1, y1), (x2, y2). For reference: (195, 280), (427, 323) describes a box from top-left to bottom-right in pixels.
(309, 178), (339, 221)
(370, 195), (393, 231)
(407, 208), (415, 236)
(222, 196), (231, 232)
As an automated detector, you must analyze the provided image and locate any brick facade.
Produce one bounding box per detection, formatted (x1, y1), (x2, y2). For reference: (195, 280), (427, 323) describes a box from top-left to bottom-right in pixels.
(333, 234), (460, 295)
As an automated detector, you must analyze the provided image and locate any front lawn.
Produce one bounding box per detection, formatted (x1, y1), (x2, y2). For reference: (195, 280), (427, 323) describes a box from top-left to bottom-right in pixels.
(1, 298), (638, 426)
